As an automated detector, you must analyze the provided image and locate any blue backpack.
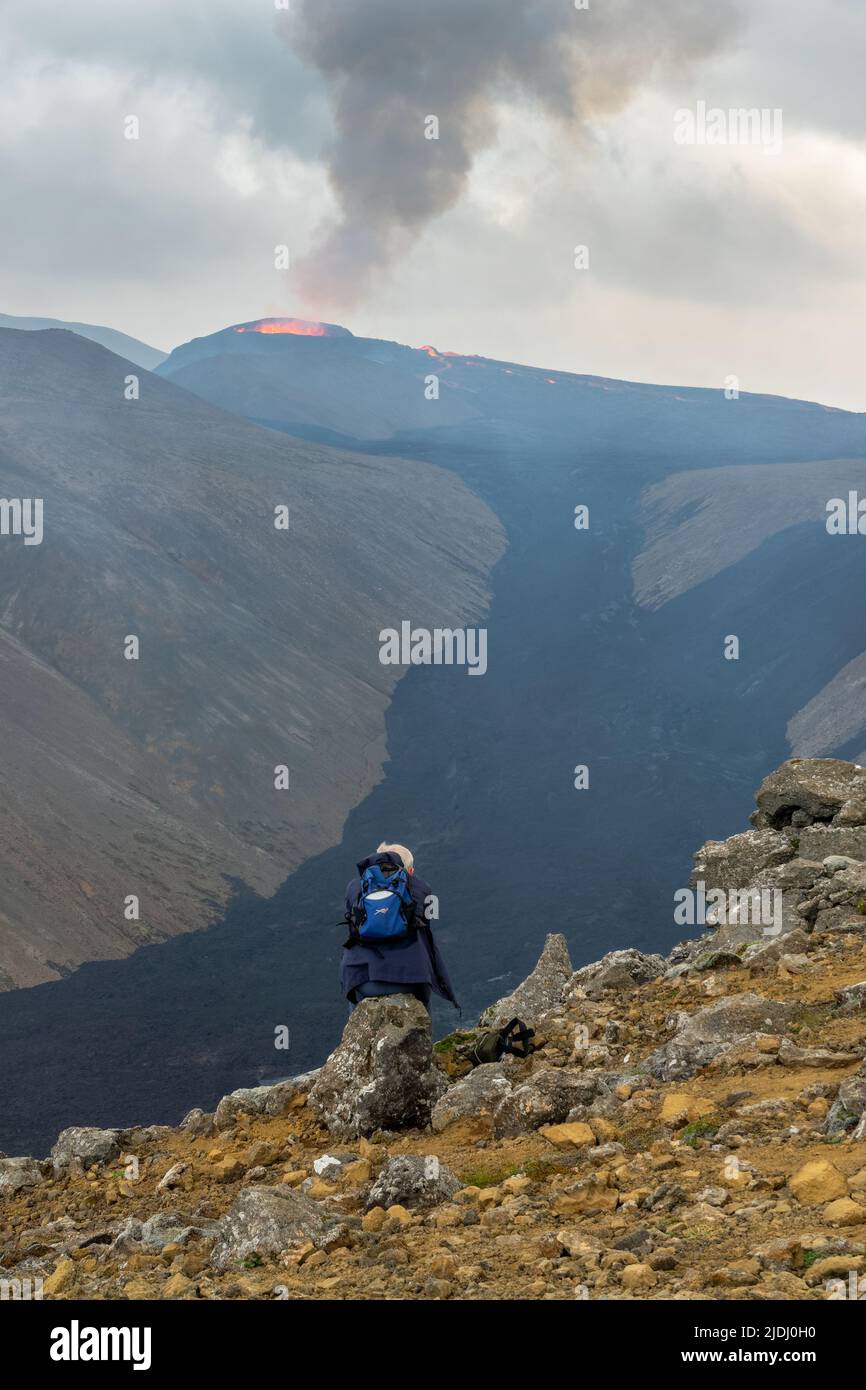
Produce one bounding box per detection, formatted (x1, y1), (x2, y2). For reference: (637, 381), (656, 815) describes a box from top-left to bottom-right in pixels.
(350, 862), (417, 943)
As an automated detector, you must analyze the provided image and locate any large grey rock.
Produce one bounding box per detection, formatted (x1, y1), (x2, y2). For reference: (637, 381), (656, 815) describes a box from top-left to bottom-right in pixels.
(571, 949), (666, 1000)
(431, 1064), (513, 1134)
(366, 1154), (460, 1210)
(139, 1211), (219, 1251)
(0, 1157), (43, 1195)
(211, 1185), (345, 1268)
(492, 1066), (605, 1137)
(835, 980), (866, 1012)
(642, 993), (796, 1082)
(681, 875), (805, 961)
(308, 995), (446, 1139)
(826, 1060), (866, 1135)
(835, 798), (866, 827)
(778, 1039), (859, 1069)
(692, 829), (794, 893)
(754, 760), (866, 829)
(179, 1108), (215, 1137)
(797, 825), (866, 864)
(50, 1127), (120, 1171)
(774, 858), (827, 890)
(479, 933), (573, 1026)
(741, 927), (812, 972)
(213, 1074), (315, 1131)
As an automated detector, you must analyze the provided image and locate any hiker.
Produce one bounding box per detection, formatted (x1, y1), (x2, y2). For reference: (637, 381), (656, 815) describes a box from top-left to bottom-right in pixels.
(340, 842), (458, 1011)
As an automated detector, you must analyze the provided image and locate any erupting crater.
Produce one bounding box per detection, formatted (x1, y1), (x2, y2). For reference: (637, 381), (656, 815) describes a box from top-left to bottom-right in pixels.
(232, 317), (352, 338)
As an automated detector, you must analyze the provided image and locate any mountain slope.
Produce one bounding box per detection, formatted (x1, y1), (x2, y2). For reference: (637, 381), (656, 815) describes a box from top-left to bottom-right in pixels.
(0, 328), (505, 987)
(0, 312), (168, 370)
(2, 319), (866, 1147)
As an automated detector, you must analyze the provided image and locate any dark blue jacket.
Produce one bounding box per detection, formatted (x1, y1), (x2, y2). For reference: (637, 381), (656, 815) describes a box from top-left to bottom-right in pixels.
(340, 852), (458, 1007)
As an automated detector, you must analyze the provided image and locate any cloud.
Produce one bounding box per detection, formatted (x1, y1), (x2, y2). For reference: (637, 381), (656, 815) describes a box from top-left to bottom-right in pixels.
(0, 0), (330, 156)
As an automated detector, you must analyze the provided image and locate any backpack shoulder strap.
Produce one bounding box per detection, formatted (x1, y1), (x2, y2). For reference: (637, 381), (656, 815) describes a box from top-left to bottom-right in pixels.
(499, 1017), (536, 1059)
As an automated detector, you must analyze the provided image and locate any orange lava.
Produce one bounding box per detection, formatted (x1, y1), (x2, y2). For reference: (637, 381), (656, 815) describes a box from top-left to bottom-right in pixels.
(235, 318), (330, 336)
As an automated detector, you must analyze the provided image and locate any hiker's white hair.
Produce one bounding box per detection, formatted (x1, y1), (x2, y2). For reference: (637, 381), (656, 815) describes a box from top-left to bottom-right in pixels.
(377, 841), (414, 871)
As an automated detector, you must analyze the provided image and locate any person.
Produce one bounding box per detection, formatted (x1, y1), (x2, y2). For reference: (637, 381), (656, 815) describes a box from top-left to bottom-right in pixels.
(340, 841), (458, 1011)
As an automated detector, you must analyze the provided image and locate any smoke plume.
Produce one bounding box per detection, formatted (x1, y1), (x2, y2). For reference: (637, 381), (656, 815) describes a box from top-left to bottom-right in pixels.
(284, 0), (739, 306)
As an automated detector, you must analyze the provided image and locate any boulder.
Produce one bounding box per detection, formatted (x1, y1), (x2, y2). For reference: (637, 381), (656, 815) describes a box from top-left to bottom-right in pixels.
(754, 760), (866, 829)
(0, 1156), (43, 1194)
(659, 1093), (716, 1126)
(211, 1185), (345, 1268)
(178, 1108), (215, 1137)
(213, 1074), (316, 1131)
(835, 981), (866, 1012)
(835, 798), (866, 827)
(50, 1127), (120, 1171)
(540, 1121), (596, 1148)
(789, 1160), (848, 1205)
(692, 829), (794, 893)
(308, 994), (446, 1139)
(826, 1060), (866, 1134)
(140, 1211), (219, 1251)
(570, 948), (666, 1000)
(777, 1039), (858, 1069)
(492, 1066), (604, 1137)
(479, 933), (573, 1026)
(823, 1199), (866, 1227)
(641, 994), (796, 1082)
(431, 1064), (512, 1136)
(157, 1162), (189, 1192)
(742, 928), (811, 972)
(366, 1154), (460, 1210)
(774, 859), (827, 890)
(797, 825), (866, 864)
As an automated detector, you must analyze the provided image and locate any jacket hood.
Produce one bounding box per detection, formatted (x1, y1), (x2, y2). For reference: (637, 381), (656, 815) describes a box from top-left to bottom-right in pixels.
(356, 850), (406, 875)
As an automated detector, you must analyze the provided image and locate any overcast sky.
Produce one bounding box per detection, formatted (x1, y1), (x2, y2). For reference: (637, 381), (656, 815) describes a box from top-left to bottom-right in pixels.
(1, 0), (864, 409)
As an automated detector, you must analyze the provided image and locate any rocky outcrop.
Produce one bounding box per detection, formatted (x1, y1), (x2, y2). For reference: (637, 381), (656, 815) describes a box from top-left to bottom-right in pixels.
(826, 1059), (866, 1136)
(308, 995), (447, 1139)
(753, 759), (866, 829)
(0, 1156), (44, 1194)
(213, 1075), (316, 1132)
(2, 757), (865, 1303)
(680, 761), (866, 970)
(492, 1067), (605, 1137)
(642, 994), (796, 1082)
(366, 1155), (461, 1210)
(211, 1186), (346, 1268)
(479, 933), (573, 1027)
(50, 1127), (120, 1171)
(431, 1064), (513, 1136)
(693, 829), (795, 892)
(570, 949), (667, 999)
